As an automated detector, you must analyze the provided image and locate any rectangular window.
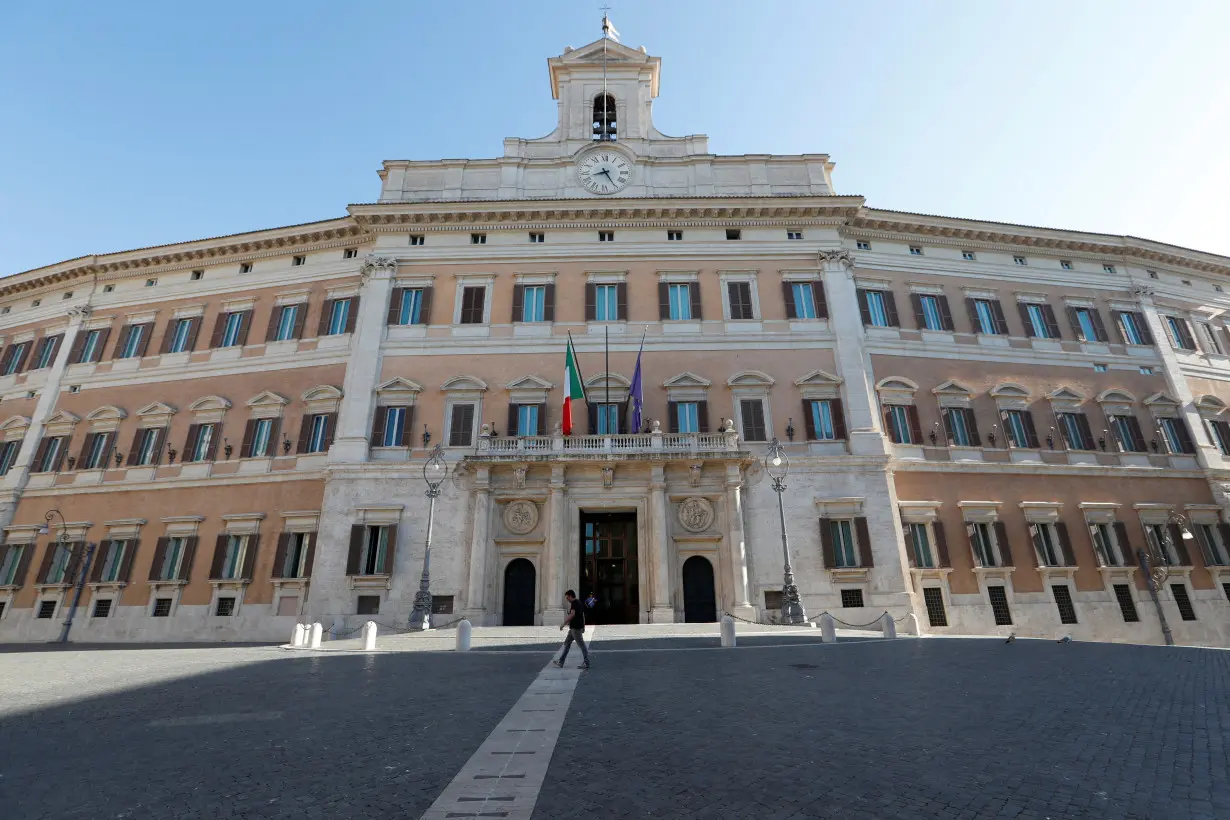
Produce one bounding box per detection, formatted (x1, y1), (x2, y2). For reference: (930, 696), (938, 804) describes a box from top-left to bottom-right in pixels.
(840, 589), (864, 608)
(1057, 412), (1093, 450)
(293, 256), (306, 267)
(856, 241), (871, 251)
(284, 532), (311, 578)
(1166, 316), (1196, 350)
(1103, 263), (1116, 273)
(1090, 523), (1119, 567)
(135, 428), (160, 466)
(521, 286), (546, 322)
(1013, 256), (1027, 266)
(595, 404), (620, 435)
(215, 597), (236, 616)
(168, 318), (193, 353)
(727, 282), (754, 320)
(99, 540), (127, 583)
(1003, 410), (1037, 449)
(0, 544), (24, 585)
(448, 403), (476, 446)
(190, 424), (215, 462)
(942, 407), (976, 447)
(1109, 414), (1145, 452)
(45, 543), (73, 584)
(1093, 364), (1108, 372)
(38, 600), (57, 619)
(909, 246), (923, 256)
(725, 229), (742, 240)
(973, 300), (998, 334)
(886, 405), (914, 444)
(239, 263), (252, 274)
(250, 418), (273, 457)
(675, 402), (699, 434)
(791, 283), (817, 320)
(594, 284), (619, 321)
(220, 536), (247, 580)
(3, 342), (27, 375)
(220, 312), (245, 347)
(382, 406), (407, 447)
(787, 231), (803, 240)
(598, 231), (614, 242)
(92, 599), (112, 618)
(1060, 260), (1073, 270)
(471, 233), (486, 245)
(274, 306), (298, 341)
(83, 432), (110, 469)
(910, 523), (935, 568)
(0, 440), (20, 476)
(961, 251), (976, 261)
(739, 399), (768, 442)
(1118, 312), (1147, 345)
(1034, 523), (1062, 567)
(1195, 523), (1228, 565)
(152, 598), (173, 617)
(1113, 584), (1140, 622)
(1145, 524), (1172, 564)
(397, 289), (425, 325)
(409, 234), (425, 246)
(668, 283), (693, 320)
(1072, 307), (1101, 342)
(306, 415), (330, 453)
(1197, 323), (1223, 354)
(326, 299), (352, 335)
(863, 290), (890, 327)
(988, 586), (1013, 625)
(918, 295), (944, 331)
(357, 595), (380, 614)
(32, 336), (58, 369)
(528, 232), (544, 243)
(35, 436), (64, 472)
(1171, 583), (1197, 621)
(117, 325), (145, 359)
(343, 248), (357, 259)
(1026, 304), (1054, 338)
(969, 522), (997, 567)
(459, 286), (486, 324)
(831, 520), (858, 568)
(923, 588), (948, 627)
(361, 526), (389, 575)
(667, 230), (683, 241)
(807, 400), (836, 440)
(1158, 417), (1193, 454)
(516, 404), (540, 437)
(78, 329), (102, 363)
(1053, 584), (1078, 624)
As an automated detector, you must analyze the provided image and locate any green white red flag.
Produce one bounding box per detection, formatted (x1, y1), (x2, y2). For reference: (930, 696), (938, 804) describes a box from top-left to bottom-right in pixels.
(563, 336), (586, 435)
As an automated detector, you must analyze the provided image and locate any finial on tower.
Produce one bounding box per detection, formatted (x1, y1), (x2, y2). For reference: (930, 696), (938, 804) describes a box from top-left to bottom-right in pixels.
(601, 7), (620, 42)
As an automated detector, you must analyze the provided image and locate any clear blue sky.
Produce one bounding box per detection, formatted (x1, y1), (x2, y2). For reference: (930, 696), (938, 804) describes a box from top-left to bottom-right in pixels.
(2, 1), (1228, 275)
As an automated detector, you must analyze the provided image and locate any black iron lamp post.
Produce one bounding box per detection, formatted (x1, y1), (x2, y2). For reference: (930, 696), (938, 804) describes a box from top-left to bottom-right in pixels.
(409, 443), (447, 630)
(40, 508), (96, 644)
(1138, 510), (1192, 647)
(765, 438), (806, 625)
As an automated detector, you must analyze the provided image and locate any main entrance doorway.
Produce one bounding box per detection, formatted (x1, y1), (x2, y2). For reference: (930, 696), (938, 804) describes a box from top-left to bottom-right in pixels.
(682, 555), (717, 623)
(579, 512), (639, 624)
(502, 558), (536, 626)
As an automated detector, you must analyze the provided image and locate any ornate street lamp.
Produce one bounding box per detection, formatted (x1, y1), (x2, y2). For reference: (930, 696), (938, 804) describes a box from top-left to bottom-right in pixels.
(39, 508), (96, 644)
(409, 443), (447, 630)
(765, 438), (806, 625)
(1138, 510), (1191, 647)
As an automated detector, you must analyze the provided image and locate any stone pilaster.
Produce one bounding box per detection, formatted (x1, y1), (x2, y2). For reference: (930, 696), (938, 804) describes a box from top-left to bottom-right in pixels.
(647, 462), (674, 622)
(463, 466), (492, 623)
(820, 250), (886, 456)
(543, 464), (567, 621)
(725, 464), (756, 620)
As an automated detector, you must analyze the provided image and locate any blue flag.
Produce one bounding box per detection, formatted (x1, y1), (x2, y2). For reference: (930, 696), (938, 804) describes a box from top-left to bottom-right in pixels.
(629, 332), (645, 433)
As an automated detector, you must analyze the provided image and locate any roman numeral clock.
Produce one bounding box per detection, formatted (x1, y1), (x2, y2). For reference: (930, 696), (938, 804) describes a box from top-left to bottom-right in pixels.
(577, 152), (631, 194)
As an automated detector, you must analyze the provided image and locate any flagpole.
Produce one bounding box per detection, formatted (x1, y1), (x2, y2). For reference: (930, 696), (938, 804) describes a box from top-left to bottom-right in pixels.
(605, 325), (611, 432)
(567, 332), (589, 401)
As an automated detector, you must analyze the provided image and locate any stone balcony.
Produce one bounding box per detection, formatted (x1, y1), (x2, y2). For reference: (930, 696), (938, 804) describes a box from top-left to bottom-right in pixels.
(467, 430), (750, 462)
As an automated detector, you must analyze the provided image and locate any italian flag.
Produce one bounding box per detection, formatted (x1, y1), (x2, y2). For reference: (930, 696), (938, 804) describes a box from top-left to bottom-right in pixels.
(563, 337), (585, 436)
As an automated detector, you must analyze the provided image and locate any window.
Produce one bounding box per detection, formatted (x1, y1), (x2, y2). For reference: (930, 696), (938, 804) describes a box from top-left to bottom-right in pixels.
(725, 229), (742, 241)
(788, 282), (821, 320)
(395, 289), (426, 325)
(667, 231), (683, 241)
(292, 256), (306, 267)
(448, 403), (476, 446)
(884, 404), (918, 445)
(188, 423), (216, 462)
(326, 299), (352, 335)
(514, 404), (540, 437)
(0, 544), (25, 585)
(969, 522), (997, 567)
(96, 540), (127, 583)
(219, 312), (245, 347)
(592, 93), (616, 140)
(674, 402), (700, 434)
(1089, 523), (1121, 567)
(64, 292), (74, 299)
(1013, 256), (1027, 266)
(988, 586), (1013, 625)
(859, 289), (894, 327)
(218, 536), (248, 580)
(598, 231), (614, 242)
(521, 286), (546, 322)
(270, 305), (298, 342)
(787, 231), (803, 241)
(282, 532), (312, 578)
(1117, 311), (1150, 345)
(357, 595), (380, 615)
(1145, 524), (1173, 564)
(910, 524), (935, 568)
(830, 520), (858, 568)
(908, 246), (923, 256)
(1139, 367), (1153, 375)
(343, 248), (357, 259)
(1171, 583), (1196, 621)
(593, 404), (620, 435)
(1194, 523), (1228, 565)
(1056, 412), (1094, 450)
(102, 286), (113, 294)
(727, 282), (755, 320)
(31, 335), (59, 369)
(470, 233), (487, 245)
(77, 329), (103, 363)
(155, 536), (187, 580)
(167, 318), (194, 353)
(0, 440), (20, 476)
(34, 436), (66, 472)
(1196, 323), (1223, 354)
(1024, 303), (1058, 338)
(249, 418), (274, 457)
(1033, 523), (1064, 567)
(970, 298), (1004, 335)
(152, 598), (173, 617)
(961, 251), (976, 261)
(1053, 585), (1078, 624)
(92, 599), (112, 618)
(69, 385), (80, 393)
(528, 232), (544, 243)
(942, 407), (978, 447)
(805, 399), (841, 441)
(1114, 584), (1139, 622)
(739, 399), (768, 442)
(1181, 279), (1192, 287)
(143, 281), (155, 289)
(432, 595), (454, 614)
(133, 428), (161, 466)
(381, 406), (408, 447)
(1158, 417), (1194, 454)
(409, 235), (425, 246)
(239, 263), (253, 274)
(117, 325), (146, 359)
(459, 286), (486, 324)
(1093, 364), (1108, 373)
(1103, 264), (1116, 273)
(1060, 260), (1073, 270)
(38, 600), (57, 619)
(82, 432), (111, 470)
(917, 295), (945, 331)
(305, 414), (331, 453)
(1207, 419), (1230, 456)
(1003, 409), (1039, 449)
(215, 597), (236, 616)
(923, 588), (948, 627)
(1216, 285), (1224, 293)
(361, 526), (390, 575)
(2, 341), (28, 375)
(667, 283), (694, 321)
(856, 241), (871, 251)
(593, 284), (619, 321)
(44, 543), (74, 584)
(1070, 306), (1107, 342)
(1165, 316), (1196, 350)
(840, 589), (864, 608)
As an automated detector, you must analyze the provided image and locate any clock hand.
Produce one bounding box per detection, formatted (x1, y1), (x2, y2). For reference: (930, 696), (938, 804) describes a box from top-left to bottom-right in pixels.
(598, 168), (613, 181)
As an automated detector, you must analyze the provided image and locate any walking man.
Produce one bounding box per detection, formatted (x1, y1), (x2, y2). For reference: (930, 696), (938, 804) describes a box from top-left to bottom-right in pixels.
(553, 589), (590, 669)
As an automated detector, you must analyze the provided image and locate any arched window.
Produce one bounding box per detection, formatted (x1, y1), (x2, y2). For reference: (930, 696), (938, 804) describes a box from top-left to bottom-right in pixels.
(592, 94), (616, 141)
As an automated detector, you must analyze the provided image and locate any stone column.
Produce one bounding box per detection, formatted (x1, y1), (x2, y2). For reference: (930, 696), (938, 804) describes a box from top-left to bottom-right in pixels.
(647, 463), (674, 623)
(463, 467), (492, 624)
(330, 255), (397, 464)
(543, 464), (567, 622)
(725, 464), (756, 621)
(820, 249), (886, 457)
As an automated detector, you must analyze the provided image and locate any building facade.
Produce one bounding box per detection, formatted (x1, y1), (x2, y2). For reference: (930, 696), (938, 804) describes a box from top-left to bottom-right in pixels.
(2, 36), (1230, 645)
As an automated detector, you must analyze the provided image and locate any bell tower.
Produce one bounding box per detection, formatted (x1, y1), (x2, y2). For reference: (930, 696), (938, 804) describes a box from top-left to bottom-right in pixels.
(545, 36), (663, 147)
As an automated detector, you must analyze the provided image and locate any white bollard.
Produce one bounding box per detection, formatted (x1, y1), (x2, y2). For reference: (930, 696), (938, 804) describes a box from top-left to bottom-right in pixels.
(881, 613), (897, 640)
(818, 613), (837, 643)
(292, 623), (306, 647)
(455, 619), (472, 651)
(309, 622), (323, 649)
(720, 615), (736, 648)
(902, 612), (922, 637)
(362, 621), (377, 651)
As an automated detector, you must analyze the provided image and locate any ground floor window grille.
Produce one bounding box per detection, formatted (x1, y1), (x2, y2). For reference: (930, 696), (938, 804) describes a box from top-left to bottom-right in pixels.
(357, 595), (380, 615)
(763, 590), (782, 611)
(922, 587), (948, 626)
(1171, 584), (1197, 621)
(37, 600), (56, 619)
(215, 597), (236, 617)
(152, 598), (172, 617)
(840, 588), (864, 608)
(1113, 584), (1139, 623)
(988, 586), (1012, 625)
(0, 601), (5, 618)
(432, 595), (454, 615)
(92, 599), (112, 618)
(1052, 584), (1078, 625)
(1223, 582), (1230, 603)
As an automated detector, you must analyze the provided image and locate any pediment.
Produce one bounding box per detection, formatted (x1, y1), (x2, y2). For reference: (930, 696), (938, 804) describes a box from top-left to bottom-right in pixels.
(1047, 386), (1085, 402)
(794, 370), (842, 388)
(876, 377), (919, 392)
(1195, 394), (1227, 412)
(932, 379), (975, 396)
(136, 401), (177, 417)
(86, 405), (127, 422)
(664, 372), (712, 389)
(504, 374), (554, 392)
(441, 375), (488, 393)
(727, 370), (775, 388)
(377, 377), (424, 394)
(989, 382), (1031, 399)
(558, 37), (651, 65)
(189, 395), (232, 413)
(246, 391), (289, 408)
(301, 385), (344, 402)
(44, 410), (80, 426)
(0, 415), (30, 432)
(1144, 391), (1180, 406)
(585, 372), (631, 389)
(1096, 389), (1136, 404)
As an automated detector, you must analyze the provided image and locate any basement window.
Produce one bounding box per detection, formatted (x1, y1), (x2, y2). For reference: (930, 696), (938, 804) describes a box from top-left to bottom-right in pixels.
(988, 586), (1013, 625)
(840, 589), (864, 608)
(1171, 584), (1196, 621)
(726, 229), (742, 241)
(409, 235), (425, 246)
(191, 270), (204, 281)
(152, 598), (172, 617)
(215, 597), (236, 616)
(343, 248), (358, 259)
(292, 256), (306, 267)
(37, 600), (57, 619)
(357, 595), (380, 615)
(239, 263), (253, 274)
(1113, 584), (1139, 622)
(1053, 585), (1078, 625)
(923, 588), (948, 627)
(470, 233), (487, 245)
(92, 599), (112, 618)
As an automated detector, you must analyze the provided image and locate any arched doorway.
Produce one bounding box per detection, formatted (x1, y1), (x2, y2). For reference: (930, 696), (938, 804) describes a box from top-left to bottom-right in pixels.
(503, 559), (536, 626)
(682, 556), (717, 623)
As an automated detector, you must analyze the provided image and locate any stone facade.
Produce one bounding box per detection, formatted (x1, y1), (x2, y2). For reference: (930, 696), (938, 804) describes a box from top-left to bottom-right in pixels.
(1, 35), (1229, 645)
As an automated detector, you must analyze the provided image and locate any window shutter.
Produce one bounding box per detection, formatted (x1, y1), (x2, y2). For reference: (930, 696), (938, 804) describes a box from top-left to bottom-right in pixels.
(344, 298), (359, 333)
(134, 326), (151, 357)
(323, 413), (338, 450)
(882, 290), (900, 327)
(1113, 522), (1134, 565)
(100, 432), (115, 468)
(1086, 309), (1107, 342)
(419, 287), (433, 325)
(667, 402), (679, 434)
(1055, 522), (1076, 566)
(383, 524), (398, 575)
(265, 308), (283, 342)
(371, 406), (388, 447)
(1022, 411), (1040, 449)
(234, 310), (251, 345)
(401, 406), (415, 446)
(910, 293), (926, 329)
(296, 416), (312, 454)
(615, 282), (627, 320)
(965, 298), (980, 332)
(617, 401), (629, 434)
(782, 281), (797, 319)
(964, 408), (981, 446)
(831, 399), (847, 440)
(902, 523), (916, 566)
(76, 433), (96, 469)
(993, 521), (1012, 566)
(587, 402), (599, 434)
(125, 430), (142, 466)
(239, 420), (256, 459)
(148, 537), (169, 582)
(1134, 312), (1155, 345)
(68, 331), (87, 364)
(819, 518), (836, 568)
(451, 403), (475, 445)
(1066, 306), (1084, 340)
(0, 347), (13, 374)
(1110, 310), (1127, 344)
(1125, 416), (1146, 451)
(543, 284), (555, 322)
(507, 403), (520, 436)
(803, 400), (816, 440)
(883, 406), (896, 442)
(990, 301), (1009, 335)
(387, 288), (405, 325)
(204, 424), (220, 460)
(317, 300), (334, 336)
(35, 542), (56, 584)
(933, 521), (951, 567)
(905, 405), (923, 445)
(1170, 524), (1191, 565)
(209, 534), (229, 580)
(303, 533), (317, 578)
(12, 342), (30, 373)
(535, 404), (545, 436)
(286, 304), (304, 340)
(271, 533), (291, 579)
(658, 282), (670, 320)
(1218, 525), (1230, 563)
(149, 427), (166, 465)
(689, 282), (702, 320)
(181, 319), (198, 352)
(1041, 304), (1062, 339)
(209, 313), (227, 348)
(1177, 319), (1196, 350)
(813, 281), (829, 319)
(857, 289), (872, 325)
(1174, 418), (1196, 454)
(111, 326), (132, 360)
(1017, 303), (1035, 337)
(1027, 523), (1045, 566)
(346, 525), (364, 575)
(697, 401), (710, 434)
(241, 534), (260, 580)
(177, 536), (198, 581)
(585, 283), (597, 320)
(1075, 414), (1094, 450)
(511, 284), (524, 323)
(118, 540), (136, 582)
(937, 295), (954, 331)
(855, 517), (874, 567)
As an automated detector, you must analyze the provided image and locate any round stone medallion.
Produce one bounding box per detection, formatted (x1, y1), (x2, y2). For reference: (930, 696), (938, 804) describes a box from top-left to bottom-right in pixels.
(677, 497), (714, 533)
(503, 500), (539, 534)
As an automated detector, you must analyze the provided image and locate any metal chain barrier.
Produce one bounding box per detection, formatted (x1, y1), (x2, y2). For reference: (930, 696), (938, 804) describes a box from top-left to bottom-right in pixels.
(724, 609), (905, 630)
(325, 615), (469, 640)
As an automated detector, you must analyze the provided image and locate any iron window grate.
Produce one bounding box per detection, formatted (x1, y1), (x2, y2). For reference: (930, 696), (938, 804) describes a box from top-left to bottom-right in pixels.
(1223, 582), (1230, 603)
(37, 600), (57, 619)
(763, 590), (783, 611)
(1171, 584), (1197, 621)
(92, 599), (112, 618)
(988, 586), (1013, 625)
(431, 595), (454, 615)
(215, 597), (235, 617)
(1113, 584), (1139, 623)
(922, 587), (948, 627)
(840, 589), (864, 608)
(1052, 584), (1078, 625)
(357, 595), (380, 615)
(152, 598), (172, 617)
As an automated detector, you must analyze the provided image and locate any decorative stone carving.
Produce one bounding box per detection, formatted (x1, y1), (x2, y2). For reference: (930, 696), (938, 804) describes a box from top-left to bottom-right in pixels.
(678, 497), (715, 533)
(503, 500), (539, 534)
(601, 465), (615, 490)
(689, 463), (703, 487)
(66, 305), (92, 318)
(513, 465), (528, 489)
(650, 418), (661, 433)
(360, 254), (398, 280)
(721, 418), (736, 434)
(819, 249), (854, 268)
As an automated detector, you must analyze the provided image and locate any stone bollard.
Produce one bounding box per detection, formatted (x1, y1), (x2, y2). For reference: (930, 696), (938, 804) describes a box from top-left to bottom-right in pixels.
(720, 615), (736, 648)
(881, 613), (897, 640)
(818, 613), (837, 643)
(309, 622), (323, 650)
(292, 623), (306, 647)
(902, 612), (922, 637)
(456, 619), (472, 652)
(362, 621), (377, 651)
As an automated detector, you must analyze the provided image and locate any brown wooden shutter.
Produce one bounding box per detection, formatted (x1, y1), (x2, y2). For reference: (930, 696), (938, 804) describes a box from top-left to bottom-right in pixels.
(209, 312), (227, 348)
(933, 521), (951, 567)
(158, 320), (178, 354)
(1066, 306), (1084, 340)
(819, 518), (836, 568)
(813, 281), (829, 319)
(125, 429), (141, 466)
(1056, 522), (1076, 566)
(831, 399), (847, 440)
(344, 298), (359, 333)
(118, 540), (136, 582)
(697, 401), (710, 434)
(1174, 419), (1196, 454)
(182, 319), (199, 352)
(782, 280), (797, 319)
(1017, 302), (1035, 337)
(418, 287), (433, 324)
(616, 282), (627, 320)
(1027, 523), (1045, 566)
(387, 288), (405, 325)
(903, 522), (916, 566)
(882, 291), (900, 327)
(658, 282), (670, 320)
(1022, 411), (1040, 449)
(209, 534), (229, 579)
(1124, 416), (1146, 451)
(1110, 310), (1127, 344)
(857, 289), (872, 325)
(543, 284), (555, 322)
(303, 533), (316, 577)
(178, 536), (198, 581)
(323, 413), (337, 450)
(1170, 524), (1191, 565)
(152, 427), (167, 464)
(534, 404), (545, 436)
(1090, 309), (1109, 342)
(76, 433), (96, 469)
(1075, 414), (1094, 450)
(1113, 522), (1134, 565)
(803, 400), (816, 440)
(370, 406), (388, 447)
(906, 405), (923, 445)
(382, 524), (398, 575)
(910, 293), (926, 329)
(205, 424), (220, 461)
(12, 341), (30, 373)
(989, 300), (1009, 335)
(240, 420), (256, 459)
(937, 295), (954, 330)
(134, 325), (151, 357)
(148, 537), (170, 581)
(965, 297), (980, 332)
(584, 283), (597, 321)
(1133, 312), (1154, 346)
(507, 403), (520, 436)
(993, 521), (1012, 566)
(265, 307), (283, 342)
(317, 300), (334, 336)
(11, 544), (32, 587)
(0, 346), (13, 374)
(1041, 304), (1062, 339)
(296, 416), (312, 454)
(111, 325), (132, 360)
(235, 311), (252, 345)
(67, 331), (87, 364)
(271, 533), (291, 579)
(855, 517), (874, 567)
(587, 402), (599, 435)
(241, 534), (260, 580)
(35, 542), (56, 584)
(511, 284), (524, 323)
(667, 402), (679, 434)
(689, 282), (702, 320)
(346, 525), (364, 575)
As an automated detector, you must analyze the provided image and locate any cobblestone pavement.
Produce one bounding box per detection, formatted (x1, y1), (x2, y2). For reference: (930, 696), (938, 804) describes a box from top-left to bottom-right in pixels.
(1, 637), (1227, 819)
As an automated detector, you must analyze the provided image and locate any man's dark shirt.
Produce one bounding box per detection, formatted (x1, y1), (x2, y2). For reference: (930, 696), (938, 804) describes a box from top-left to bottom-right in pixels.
(568, 598), (585, 630)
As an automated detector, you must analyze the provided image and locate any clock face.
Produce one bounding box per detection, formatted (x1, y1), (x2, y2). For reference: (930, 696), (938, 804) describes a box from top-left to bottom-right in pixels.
(577, 152), (632, 194)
